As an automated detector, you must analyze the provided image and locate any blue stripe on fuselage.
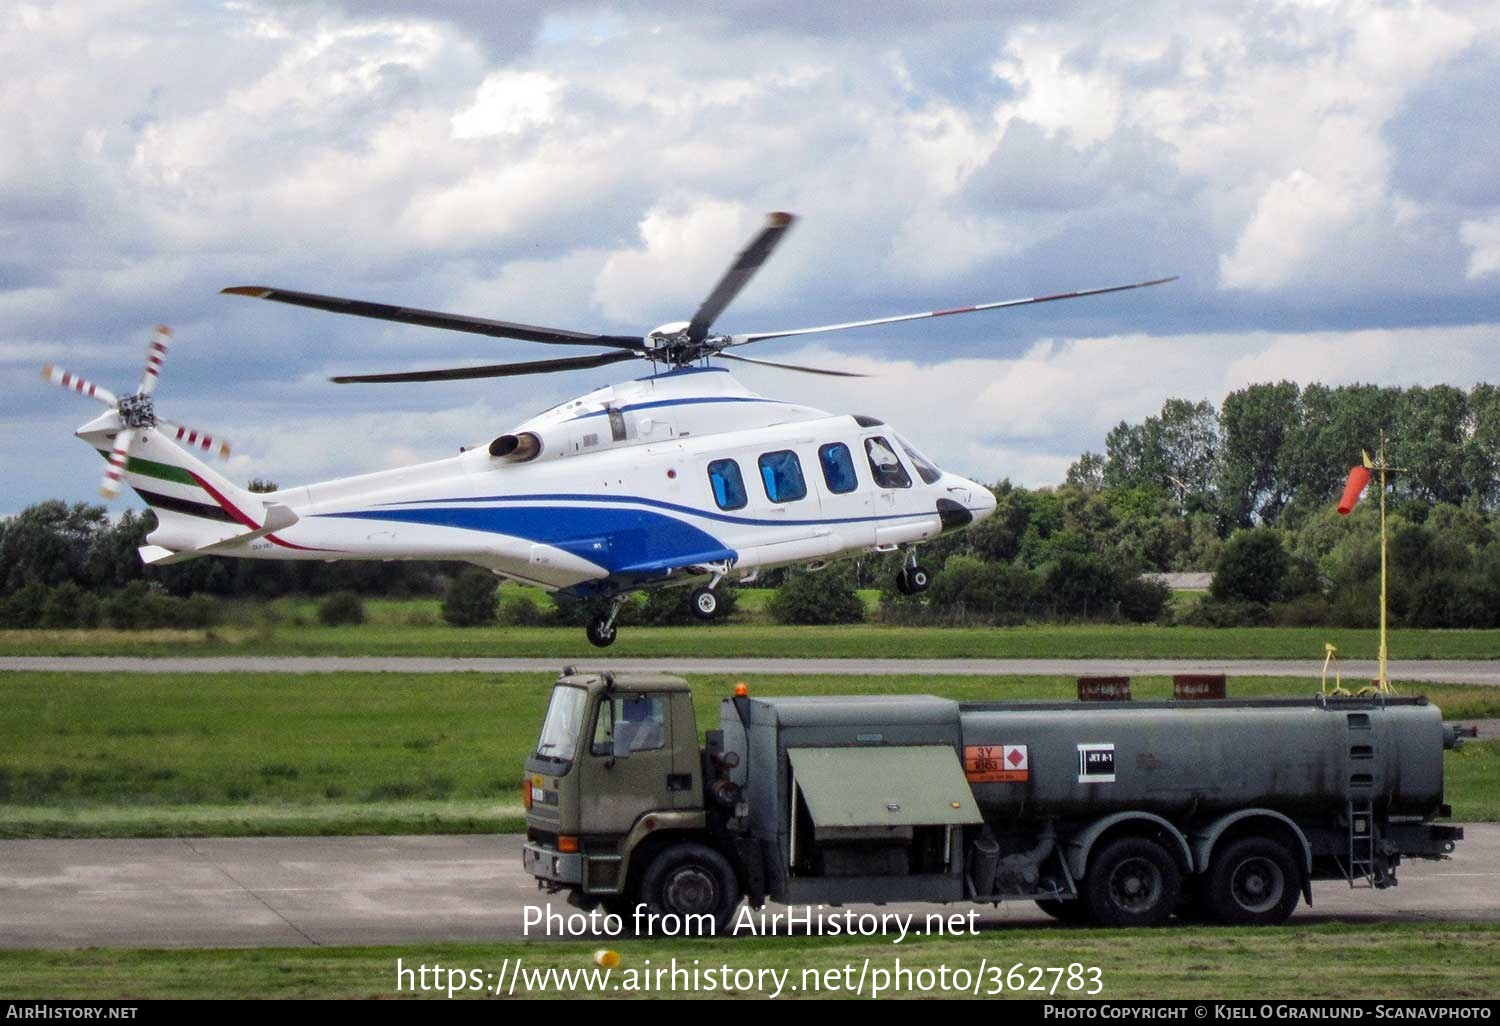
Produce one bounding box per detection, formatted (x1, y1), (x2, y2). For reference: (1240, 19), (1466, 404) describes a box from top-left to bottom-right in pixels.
(323, 505), (735, 576)
(362, 491), (939, 529)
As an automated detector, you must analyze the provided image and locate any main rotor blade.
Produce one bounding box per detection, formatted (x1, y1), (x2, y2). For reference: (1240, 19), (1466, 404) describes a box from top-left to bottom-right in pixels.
(686, 211), (797, 346)
(718, 353), (869, 378)
(42, 365), (117, 406)
(729, 276), (1178, 346)
(223, 286), (645, 351)
(330, 349), (638, 384)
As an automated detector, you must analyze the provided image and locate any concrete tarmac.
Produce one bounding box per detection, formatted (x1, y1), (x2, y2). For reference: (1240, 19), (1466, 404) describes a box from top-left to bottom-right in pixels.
(1, 829), (1495, 950)
(4, 656), (1500, 684)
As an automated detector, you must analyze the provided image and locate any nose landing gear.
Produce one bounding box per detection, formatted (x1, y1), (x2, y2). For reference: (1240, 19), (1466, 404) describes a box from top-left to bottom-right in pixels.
(895, 553), (931, 596)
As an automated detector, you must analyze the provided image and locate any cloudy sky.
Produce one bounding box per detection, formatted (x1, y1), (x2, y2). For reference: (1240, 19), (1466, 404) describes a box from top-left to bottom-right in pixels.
(5, 0), (1500, 510)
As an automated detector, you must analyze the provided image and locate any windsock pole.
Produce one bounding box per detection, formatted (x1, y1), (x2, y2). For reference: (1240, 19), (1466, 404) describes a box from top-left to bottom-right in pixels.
(1377, 435), (1388, 691)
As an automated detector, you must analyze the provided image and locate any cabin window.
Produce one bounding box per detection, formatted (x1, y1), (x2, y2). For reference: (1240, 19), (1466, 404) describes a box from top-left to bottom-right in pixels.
(865, 436), (912, 489)
(758, 450), (807, 503)
(819, 443), (858, 494)
(707, 459), (748, 511)
(897, 435), (943, 485)
(592, 693), (667, 757)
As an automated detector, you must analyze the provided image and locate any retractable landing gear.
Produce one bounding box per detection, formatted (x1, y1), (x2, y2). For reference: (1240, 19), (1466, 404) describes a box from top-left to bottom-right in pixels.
(688, 563), (732, 621)
(895, 551), (931, 596)
(585, 595), (630, 648)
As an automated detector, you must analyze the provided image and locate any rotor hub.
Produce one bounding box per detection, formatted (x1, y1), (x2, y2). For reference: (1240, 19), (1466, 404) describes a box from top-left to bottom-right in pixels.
(117, 392), (157, 428)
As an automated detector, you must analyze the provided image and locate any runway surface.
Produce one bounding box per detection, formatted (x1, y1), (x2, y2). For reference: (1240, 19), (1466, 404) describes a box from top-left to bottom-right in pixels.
(1, 828), (1495, 949)
(4, 656), (1500, 684)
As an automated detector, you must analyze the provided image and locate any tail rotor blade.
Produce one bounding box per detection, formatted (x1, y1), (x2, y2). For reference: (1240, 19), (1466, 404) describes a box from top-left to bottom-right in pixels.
(159, 420), (231, 458)
(100, 429), (136, 498)
(138, 326), (171, 397)
(686, 212), (796, 346)
(42, 365), (117, 407)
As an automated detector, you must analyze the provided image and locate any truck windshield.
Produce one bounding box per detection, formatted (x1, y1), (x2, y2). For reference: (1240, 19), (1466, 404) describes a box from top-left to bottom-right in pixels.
(534, 685), (589, 765)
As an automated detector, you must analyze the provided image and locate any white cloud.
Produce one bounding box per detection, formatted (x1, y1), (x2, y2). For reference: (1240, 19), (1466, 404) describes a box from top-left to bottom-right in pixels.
(1460, 211), (1500, 279)
(451, 70), (562, 139)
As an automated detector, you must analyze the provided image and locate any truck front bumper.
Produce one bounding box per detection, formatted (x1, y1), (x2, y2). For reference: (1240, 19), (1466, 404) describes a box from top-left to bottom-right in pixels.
(523, 841), (583, 886)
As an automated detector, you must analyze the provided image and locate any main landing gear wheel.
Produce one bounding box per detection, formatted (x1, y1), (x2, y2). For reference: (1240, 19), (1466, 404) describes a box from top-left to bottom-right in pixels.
(690, 586), (719, 621)
(896, 564), (931, 595)
(586, 614), (617, 648)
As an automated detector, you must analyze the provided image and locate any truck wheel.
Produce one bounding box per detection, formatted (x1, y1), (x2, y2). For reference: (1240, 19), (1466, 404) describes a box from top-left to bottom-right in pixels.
(1205, 837), (1301, 926)
(1083, 837), (1181, 927)
(1035, 898), (1093, 924)
(638, 843), (742, 937)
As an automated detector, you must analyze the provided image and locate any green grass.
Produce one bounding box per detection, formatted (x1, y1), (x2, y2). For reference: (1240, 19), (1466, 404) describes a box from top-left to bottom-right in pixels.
(0, 671), (1494, 837)
(0, 924), (1495, 999)
(6, 621), (1500, 659)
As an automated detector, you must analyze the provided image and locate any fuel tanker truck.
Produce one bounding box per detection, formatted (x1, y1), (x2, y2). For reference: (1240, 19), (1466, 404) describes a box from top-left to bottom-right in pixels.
(522, 670), (1466, 930)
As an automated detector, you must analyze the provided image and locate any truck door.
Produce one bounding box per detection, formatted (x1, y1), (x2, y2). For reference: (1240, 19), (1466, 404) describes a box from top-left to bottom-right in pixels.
(576, 691), (681, 834)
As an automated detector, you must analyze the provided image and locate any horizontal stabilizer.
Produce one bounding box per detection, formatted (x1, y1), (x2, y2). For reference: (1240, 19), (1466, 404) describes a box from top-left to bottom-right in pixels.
(137, 504), (300, 566)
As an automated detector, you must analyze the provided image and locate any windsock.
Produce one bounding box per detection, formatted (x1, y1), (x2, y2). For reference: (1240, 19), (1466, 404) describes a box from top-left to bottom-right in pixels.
(1337, 465), (1372, 515)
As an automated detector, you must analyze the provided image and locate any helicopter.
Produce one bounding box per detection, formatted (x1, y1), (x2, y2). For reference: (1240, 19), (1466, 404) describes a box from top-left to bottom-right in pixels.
(47, 213), (1173, 646)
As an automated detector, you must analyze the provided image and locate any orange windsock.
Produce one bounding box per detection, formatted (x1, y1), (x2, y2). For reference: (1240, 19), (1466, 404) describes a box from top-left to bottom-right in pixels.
(1337, 465), (1372, 515)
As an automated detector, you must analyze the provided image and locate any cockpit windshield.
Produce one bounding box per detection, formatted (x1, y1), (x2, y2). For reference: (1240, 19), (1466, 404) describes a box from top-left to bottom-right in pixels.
(534, 685), (589, 765)
(896, 435), (943, 485)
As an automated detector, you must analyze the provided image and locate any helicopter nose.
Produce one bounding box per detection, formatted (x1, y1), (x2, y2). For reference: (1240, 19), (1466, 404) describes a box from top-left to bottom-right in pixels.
(937, 477), (996, 531)
(970, 481), (997, 522)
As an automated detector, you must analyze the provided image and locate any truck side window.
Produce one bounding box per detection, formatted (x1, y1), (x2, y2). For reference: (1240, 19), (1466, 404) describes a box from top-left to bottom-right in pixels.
(707, 458), (747, 511)
(865, 436), (912, 489)
(758, 450), (807, 503)
(818, 443), (858, 494)
(592, 694), (667, 757)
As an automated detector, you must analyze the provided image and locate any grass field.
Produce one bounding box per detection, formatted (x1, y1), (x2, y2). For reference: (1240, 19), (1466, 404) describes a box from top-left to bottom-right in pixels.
(6, 618), (1500, 659)
(0, 923), (1494, 999)
(1, 670), (1495, 837)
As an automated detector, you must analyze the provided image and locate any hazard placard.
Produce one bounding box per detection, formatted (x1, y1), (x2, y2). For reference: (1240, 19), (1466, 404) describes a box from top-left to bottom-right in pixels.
(964, 744), (1028, 783)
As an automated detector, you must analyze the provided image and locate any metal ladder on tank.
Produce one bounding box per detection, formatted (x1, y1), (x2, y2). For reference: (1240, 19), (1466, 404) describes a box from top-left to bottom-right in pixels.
(1346, 797), (1376, 888)
(1344, 709), (1379, 888)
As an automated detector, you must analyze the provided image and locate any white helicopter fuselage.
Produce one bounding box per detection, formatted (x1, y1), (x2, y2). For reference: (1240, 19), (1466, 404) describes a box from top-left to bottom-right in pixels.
(82, 367), (996, 598)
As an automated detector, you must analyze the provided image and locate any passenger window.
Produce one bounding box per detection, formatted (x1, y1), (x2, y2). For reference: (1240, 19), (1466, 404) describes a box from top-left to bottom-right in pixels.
(707, 459), (747, 511)
(592, 694), (667, 757)
(865, 436), (912, 489)
(758, 450), (807, 503)
(819, 443), (858, 494)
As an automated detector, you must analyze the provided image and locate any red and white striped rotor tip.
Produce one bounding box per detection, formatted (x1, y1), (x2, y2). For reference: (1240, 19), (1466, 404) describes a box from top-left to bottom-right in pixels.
(162, 420), (231, 459)
(99, 429), (136, 499)
(41, 365), (117, 406)
(138, 325), (172, 397)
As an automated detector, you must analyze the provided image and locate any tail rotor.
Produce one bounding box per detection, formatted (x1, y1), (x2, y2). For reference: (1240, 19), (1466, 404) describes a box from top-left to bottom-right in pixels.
(43, 326), (232, 498)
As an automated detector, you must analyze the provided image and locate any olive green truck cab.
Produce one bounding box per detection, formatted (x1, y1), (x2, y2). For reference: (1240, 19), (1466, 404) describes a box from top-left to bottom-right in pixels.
(523, 670), (1466, 932)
